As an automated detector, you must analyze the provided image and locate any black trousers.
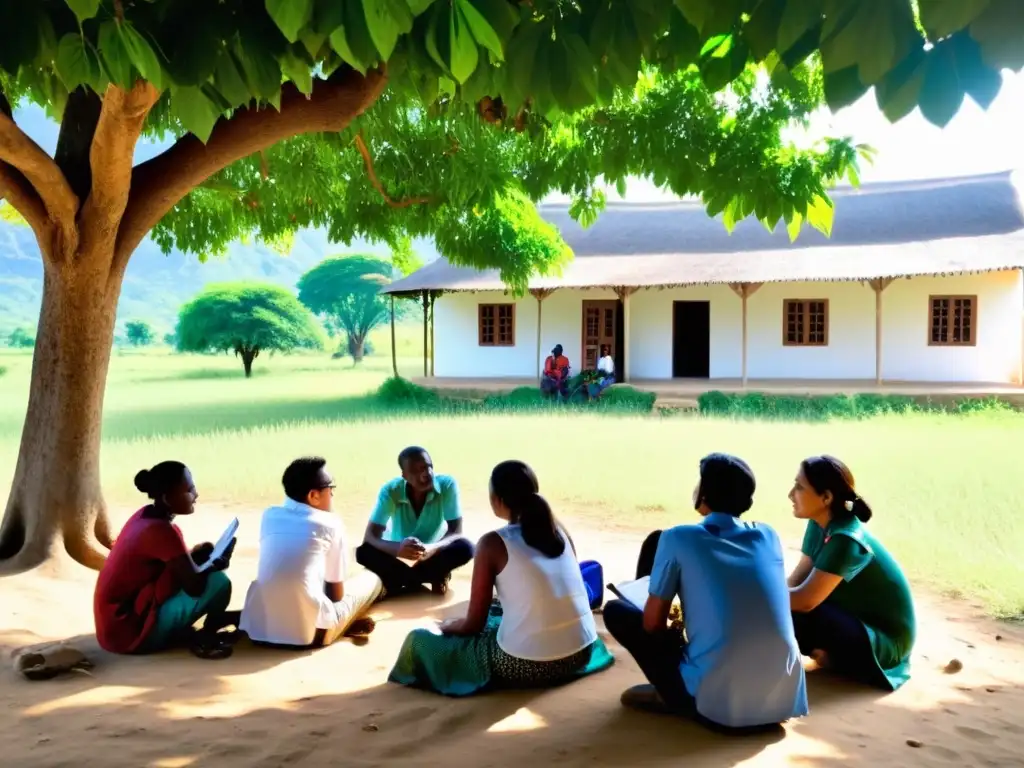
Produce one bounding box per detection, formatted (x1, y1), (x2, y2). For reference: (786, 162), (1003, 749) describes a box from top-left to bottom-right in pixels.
(791, 602), (889, 689)
(605, 529), (698, 714)
(355, 537), (474, 594)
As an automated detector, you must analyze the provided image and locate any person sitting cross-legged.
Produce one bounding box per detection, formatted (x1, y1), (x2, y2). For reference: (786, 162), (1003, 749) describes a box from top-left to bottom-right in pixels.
(604, 453), (808, 730)
(356, 446), (474, 597)
(94, 461), (238, 660)
(240, 457), (383, 648)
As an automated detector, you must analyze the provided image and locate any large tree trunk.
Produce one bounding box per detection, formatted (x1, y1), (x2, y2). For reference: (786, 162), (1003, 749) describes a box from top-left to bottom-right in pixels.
(0, 70), (385, 576)
(0, 248), (121, 573)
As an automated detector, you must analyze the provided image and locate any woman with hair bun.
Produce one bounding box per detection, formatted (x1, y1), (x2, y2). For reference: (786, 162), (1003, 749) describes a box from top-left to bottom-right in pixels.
(93, 461), (238, 659)
(389, 460), (613, 695)
(788, 455), (916, 690)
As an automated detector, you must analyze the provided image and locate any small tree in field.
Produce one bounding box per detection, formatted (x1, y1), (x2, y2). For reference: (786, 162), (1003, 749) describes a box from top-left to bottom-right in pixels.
(298, 255), (393, 365)
(176, 283), (324, 377)
(163, 331), (176, 347)
(7, 327), (35, 349)
(125, 320), (154, 347)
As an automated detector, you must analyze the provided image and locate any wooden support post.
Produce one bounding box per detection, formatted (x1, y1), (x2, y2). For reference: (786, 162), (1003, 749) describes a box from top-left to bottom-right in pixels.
(421, 290), (428, 378)
(728, 282), (762, 387)
(529, 288), (555, 380)
(613, 286), (639, 383)
(390, 295), (397, 378)
(868, 278), (895, 386)
(429, 292), (436, 377)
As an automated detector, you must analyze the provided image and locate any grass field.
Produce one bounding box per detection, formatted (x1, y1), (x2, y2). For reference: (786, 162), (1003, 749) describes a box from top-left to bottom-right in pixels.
(1, 337), (1023, 618)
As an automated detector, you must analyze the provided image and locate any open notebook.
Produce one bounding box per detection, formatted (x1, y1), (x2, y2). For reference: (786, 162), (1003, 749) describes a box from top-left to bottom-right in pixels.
(606, 575), (650, 611)
(197, 517), (239, 572)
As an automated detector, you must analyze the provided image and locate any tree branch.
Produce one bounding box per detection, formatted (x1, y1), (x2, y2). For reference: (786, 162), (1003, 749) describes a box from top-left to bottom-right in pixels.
(0, 164), (50, 243)
(0, 100), (80, 255)
(80, 81), (160, 259)
(55, 88), (103, 203)
(115, 67), (387, 270)
(353, 132), (435, 209)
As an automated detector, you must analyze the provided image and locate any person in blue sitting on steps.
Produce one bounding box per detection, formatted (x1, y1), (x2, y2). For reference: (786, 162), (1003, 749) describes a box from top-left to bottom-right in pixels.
(603, 453), (808, 731)
(356, 446), (474, 597)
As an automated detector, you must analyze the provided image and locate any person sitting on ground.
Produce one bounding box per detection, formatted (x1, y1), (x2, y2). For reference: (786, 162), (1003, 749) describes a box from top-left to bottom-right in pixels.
(94, 461), (238, 660)
(588, 344), (616, 399)
(356, 447), (473, 597)
(787, 455), (916, 691)
(388, 460), (614, 695)
(240, 457), (383, 648)
(540, 344), (571, 397)
(603, 453), (808, 730)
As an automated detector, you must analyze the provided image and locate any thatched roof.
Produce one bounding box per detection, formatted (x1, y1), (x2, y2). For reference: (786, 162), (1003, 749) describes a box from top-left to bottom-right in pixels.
(383, 172), (1024, 295)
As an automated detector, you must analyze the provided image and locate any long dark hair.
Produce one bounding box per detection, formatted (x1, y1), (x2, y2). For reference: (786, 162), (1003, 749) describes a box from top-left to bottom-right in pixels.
(800, 455), (873, 523)
(490, 460), (565, 558)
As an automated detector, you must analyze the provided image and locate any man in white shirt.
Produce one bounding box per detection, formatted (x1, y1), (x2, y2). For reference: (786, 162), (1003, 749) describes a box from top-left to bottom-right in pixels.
(589, 344), (616, 399)
(240, 457), (383, 647)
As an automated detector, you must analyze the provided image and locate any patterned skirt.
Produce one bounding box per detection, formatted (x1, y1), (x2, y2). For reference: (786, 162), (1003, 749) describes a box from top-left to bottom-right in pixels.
(388, 602), (614, 697)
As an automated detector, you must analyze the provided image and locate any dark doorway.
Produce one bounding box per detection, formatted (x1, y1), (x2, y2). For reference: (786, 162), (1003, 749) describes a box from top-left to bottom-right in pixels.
(672, 301), (711, 378)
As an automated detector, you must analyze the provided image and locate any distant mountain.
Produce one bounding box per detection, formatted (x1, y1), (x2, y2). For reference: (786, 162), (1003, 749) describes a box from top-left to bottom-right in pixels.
(0, 221), (442, 338)
(0, 105), (442, 338)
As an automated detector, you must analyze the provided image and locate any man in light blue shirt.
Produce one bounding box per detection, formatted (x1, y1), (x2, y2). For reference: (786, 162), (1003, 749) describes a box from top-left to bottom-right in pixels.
(603, 453), (808, 730)
(356, 446), (473, 597)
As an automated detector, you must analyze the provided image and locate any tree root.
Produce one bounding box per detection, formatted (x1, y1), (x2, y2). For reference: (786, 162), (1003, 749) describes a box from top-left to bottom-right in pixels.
(63, 530), (108, 571)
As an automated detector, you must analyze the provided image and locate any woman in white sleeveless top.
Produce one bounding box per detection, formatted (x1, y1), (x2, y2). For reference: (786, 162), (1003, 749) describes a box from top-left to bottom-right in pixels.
(388, 461), (614, 694)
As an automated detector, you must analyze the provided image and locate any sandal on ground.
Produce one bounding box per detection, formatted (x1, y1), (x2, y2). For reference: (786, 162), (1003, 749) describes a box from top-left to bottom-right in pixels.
(345, 617), (376, 637)
(189, 632), (236, 660)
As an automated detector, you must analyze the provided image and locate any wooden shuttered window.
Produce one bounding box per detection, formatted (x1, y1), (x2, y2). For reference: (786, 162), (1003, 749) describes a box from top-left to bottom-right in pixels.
(783, 299), (829, 346)
(478, 304), (515, 346)
(929, 296), (976, 346)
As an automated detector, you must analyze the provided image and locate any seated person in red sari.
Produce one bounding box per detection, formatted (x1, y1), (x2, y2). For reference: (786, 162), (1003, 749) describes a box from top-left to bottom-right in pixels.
(93, 461), (238, 660)
(540, 344), (571, 396)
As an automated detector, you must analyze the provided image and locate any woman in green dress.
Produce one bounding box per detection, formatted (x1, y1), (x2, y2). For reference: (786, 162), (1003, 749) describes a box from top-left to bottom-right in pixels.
(787, 455), (916, 691)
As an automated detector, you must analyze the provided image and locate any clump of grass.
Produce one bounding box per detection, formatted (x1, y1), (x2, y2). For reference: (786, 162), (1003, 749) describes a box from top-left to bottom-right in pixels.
(376, 379), (657, 416)
(0, 366), (6, 378)
(697, 391), (1015, 421)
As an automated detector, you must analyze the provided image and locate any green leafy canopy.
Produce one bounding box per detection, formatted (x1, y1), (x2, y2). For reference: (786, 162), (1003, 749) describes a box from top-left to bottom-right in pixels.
(297, 254), (395, 345)
(176, 282), (325, 357)
(1, 0), (1019, 290)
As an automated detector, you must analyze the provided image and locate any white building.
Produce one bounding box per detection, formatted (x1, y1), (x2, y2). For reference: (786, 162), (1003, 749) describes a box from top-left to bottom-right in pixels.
(384, 173), (1024, 386)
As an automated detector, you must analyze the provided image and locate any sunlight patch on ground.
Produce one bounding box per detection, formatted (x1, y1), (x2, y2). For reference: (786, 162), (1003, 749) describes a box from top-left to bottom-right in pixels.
(23, 685), (153, 717)
(486, 707), (548, 734)
(761, 732), (849, 767)
(151, 757), (198, 768)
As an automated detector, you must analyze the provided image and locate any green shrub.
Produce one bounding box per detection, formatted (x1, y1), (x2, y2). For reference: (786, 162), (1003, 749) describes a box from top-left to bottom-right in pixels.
(375, 376), (442, 408)
(597, 385), (657, 411)
(696, 390), (1015, 421)
(0, 365), (6, 378)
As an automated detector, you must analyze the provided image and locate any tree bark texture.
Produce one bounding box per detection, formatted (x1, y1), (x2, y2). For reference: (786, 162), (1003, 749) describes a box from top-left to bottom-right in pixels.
(0, 249), (121, 572)
(0, 67), (385, 574)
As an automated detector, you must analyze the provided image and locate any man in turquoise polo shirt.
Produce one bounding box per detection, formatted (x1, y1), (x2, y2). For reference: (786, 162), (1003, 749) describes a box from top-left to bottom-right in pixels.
(356, 446), (474, 597)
